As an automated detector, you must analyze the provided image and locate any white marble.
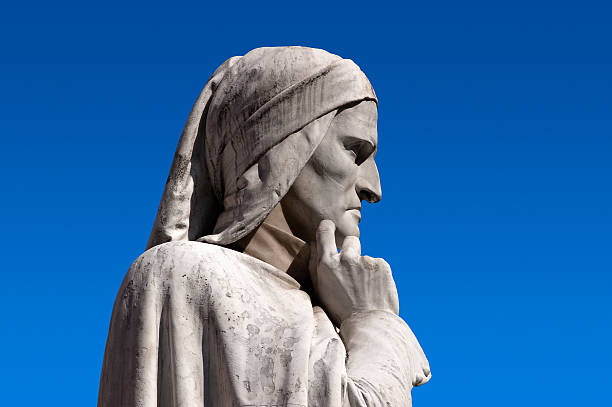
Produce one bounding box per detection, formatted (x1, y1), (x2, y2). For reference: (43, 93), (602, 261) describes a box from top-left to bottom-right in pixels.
(98, 46), (430, 407)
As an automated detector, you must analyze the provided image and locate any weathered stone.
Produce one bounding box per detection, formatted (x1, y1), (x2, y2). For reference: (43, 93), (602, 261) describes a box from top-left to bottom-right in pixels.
(98, 46), (430, 407)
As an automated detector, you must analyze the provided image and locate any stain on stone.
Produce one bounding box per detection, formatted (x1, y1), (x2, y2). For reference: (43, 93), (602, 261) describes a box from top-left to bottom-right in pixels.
(243, 380), (251, 393)
(280, 350), (292, 367)
(282, 336), (299, 348)
(247, 324), (260, 336)
(260, 356), (276, 394)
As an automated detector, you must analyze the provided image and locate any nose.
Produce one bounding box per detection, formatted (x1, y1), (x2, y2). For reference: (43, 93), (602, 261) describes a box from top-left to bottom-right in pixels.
(356, 159), (382, 203)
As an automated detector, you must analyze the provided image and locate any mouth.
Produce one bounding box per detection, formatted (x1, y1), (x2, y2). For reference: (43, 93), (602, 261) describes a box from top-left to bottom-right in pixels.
(347, 208), (362, 222)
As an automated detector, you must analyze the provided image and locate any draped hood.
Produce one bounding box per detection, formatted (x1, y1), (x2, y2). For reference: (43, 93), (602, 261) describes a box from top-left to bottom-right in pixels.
(147, 46), (377, 249)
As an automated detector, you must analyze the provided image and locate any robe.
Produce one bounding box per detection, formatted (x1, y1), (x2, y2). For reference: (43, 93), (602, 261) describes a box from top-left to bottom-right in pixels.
(98, 241), (430, 406)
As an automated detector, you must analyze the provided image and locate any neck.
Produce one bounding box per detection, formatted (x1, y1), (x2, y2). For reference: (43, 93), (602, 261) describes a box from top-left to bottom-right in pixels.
(232, 205), (311, 286)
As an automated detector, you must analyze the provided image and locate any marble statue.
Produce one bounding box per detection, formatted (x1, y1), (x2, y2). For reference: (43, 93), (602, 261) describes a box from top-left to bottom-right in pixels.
(98, 46), (431, 407)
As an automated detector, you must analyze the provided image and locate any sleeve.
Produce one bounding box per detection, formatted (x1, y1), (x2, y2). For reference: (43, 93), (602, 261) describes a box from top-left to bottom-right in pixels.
(339, 311), (431, 407)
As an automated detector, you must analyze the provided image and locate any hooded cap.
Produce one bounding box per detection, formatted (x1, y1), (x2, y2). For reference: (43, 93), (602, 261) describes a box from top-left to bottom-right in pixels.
(147, 47), (377, 249)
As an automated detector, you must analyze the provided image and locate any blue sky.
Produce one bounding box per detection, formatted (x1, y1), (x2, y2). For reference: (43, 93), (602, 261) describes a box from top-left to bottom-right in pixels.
(0, 1), (610, 405)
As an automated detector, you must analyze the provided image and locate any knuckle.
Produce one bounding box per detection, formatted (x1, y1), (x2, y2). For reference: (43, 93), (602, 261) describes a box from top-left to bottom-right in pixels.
(320, 252), (339, 266)
(362, 256), (390, 269)
(377, 258), (393, 274)
(361, 255), (375, 263)
(377, 258), (392, 270)
(361, 256), (394, 279)
(360, 256), (376, 271)
(339, 254), (359, 267)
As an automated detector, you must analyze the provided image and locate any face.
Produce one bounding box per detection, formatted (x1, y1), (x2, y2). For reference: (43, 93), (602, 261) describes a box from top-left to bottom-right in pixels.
(280, 100), (381, 247)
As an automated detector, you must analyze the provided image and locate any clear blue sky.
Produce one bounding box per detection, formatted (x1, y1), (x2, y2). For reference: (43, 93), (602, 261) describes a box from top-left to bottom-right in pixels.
(1, 1), (610, 405)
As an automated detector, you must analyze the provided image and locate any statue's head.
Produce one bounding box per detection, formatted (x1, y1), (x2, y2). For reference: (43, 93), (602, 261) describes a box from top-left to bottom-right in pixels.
(147, 47), (380, 250)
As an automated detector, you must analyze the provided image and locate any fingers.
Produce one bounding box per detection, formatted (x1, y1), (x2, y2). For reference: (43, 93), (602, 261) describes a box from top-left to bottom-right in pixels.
(316, 220), (337, 260)
(414, 366), (432, 387)
(341, 236), (361, 259)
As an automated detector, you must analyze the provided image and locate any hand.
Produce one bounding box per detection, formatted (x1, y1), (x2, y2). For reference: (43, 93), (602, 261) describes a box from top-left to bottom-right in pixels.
(309, 220), (400, 327)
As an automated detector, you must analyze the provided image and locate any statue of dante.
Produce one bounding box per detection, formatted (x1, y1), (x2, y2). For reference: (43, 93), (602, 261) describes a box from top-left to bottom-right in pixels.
(98, 46), (430, 407)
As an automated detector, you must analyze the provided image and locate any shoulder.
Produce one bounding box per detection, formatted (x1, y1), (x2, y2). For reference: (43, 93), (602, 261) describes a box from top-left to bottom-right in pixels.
(130, 241), (237, 280)
(116, 241), (244, 303)
(128, 241), (299, 290)
(139, 240), (232, 265)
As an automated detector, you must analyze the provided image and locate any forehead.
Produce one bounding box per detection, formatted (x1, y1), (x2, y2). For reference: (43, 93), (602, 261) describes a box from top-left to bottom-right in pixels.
(331, 100), (378, 144)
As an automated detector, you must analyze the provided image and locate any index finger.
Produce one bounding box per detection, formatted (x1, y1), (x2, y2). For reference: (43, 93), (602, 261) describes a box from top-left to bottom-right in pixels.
(316, 220), (338, 260)
(341, 235), (361, 258)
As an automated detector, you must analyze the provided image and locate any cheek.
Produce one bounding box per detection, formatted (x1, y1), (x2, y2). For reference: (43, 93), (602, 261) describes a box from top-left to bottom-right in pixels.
(309, 143), (359, 191)
(287, 158), (355, 220)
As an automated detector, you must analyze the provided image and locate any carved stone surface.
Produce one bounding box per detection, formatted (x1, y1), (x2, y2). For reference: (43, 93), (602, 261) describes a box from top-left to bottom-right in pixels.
(98, 46), (430, 406)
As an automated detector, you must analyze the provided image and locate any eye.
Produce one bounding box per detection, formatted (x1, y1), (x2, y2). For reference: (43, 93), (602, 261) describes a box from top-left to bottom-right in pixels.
(345, 139), (375, 165)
